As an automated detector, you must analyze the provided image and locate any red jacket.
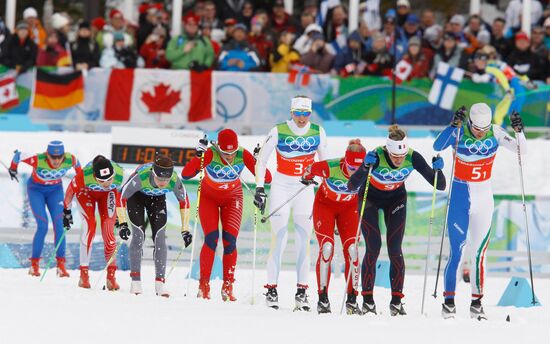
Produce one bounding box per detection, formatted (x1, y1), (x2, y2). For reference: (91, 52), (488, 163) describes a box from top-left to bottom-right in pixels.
(402, 48), (432, 80)
(139, 41), (170, 68)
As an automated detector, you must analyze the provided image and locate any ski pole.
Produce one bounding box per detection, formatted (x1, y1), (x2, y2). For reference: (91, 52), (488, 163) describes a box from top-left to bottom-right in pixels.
(421, 160), (439, 315)
(40, 227), (68, 282)
(340, 165), (373, 314)
(432, 125), (461, 298)
(94, 240), (124, 289)
(0, 160), (18, 183)
(515, 129), (537, 305)
(260, 182), (317, 223)
(251, 144), (261, 305)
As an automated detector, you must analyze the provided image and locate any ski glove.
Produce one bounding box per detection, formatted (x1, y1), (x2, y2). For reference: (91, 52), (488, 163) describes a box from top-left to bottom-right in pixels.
(364, 151), (378, 167)
(254, 187), (267, 214)
(181, 231), (193, 248)
(451, 106), (467, 127)
(8, 168), (18, 182)
(432, 156), (444, 171)
(63, 209), (73, 230)
(118, 223), (131, 241)
(196, 136), (208, 157)
(511, 112), (524, 133)
(300, 176), (317, 186)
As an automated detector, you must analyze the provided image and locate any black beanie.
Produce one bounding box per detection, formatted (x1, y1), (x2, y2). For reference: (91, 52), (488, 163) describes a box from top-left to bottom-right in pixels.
(92, 155), (114, 180)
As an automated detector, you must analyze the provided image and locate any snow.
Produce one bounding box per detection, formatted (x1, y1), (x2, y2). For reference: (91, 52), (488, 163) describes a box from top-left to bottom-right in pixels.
(1, 266), (548, 344)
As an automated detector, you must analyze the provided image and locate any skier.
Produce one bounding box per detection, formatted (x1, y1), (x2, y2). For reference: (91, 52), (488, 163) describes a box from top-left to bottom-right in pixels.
(181, 129), (272, 301)
(301, 139), (366, 314)
(8, 141), (81, 277)
(434, 104), (526, 320)
(254, 95), (328, 311)
(63, 155), (124, 290)
(117, 155), (192, 297)
(348, 125), (446, 316)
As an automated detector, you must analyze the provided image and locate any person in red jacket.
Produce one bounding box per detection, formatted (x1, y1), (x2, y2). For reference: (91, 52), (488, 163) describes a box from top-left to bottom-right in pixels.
(181, 129), (272, 301)
(302, 139), (366, 314)
(139, 26), (170, 68)
(400, 36), (432, 80)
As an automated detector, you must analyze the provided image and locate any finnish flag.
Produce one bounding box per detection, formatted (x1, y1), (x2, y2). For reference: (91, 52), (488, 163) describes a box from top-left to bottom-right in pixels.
(428, 62), (464, 110)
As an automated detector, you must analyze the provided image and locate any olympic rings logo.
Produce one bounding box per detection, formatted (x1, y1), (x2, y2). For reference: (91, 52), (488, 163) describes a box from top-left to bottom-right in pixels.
(38, 168), (68, 180)
(464, 138), (494, 155)
(88, 184), (117, 192)
(378, 168), (411, 181)
(211, 164), (241, 179)
(329, 179), (349, 192)
(283, 136), (317, 151)
(142, 188), (169, 196)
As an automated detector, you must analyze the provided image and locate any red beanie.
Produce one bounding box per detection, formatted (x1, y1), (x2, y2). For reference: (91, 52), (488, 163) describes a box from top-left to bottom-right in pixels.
(218, 129), (238, 153)
(91, 17), (106, 30)
(515, 31), (529, 42)
(109, 9), (123, 19)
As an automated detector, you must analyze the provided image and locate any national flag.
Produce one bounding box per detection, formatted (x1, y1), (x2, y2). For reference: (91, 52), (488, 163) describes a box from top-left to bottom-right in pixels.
(104, 69), (214, 124)
(429, 62), (464, 110)
(33, 69), (84, 110)
(288, 64), (311, 87)
(395, 59), (412, 83)
(0, 73), (20, 110)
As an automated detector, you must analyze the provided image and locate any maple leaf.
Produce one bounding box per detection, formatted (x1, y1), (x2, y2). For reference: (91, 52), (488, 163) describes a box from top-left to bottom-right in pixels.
(140, 83), (182, 113)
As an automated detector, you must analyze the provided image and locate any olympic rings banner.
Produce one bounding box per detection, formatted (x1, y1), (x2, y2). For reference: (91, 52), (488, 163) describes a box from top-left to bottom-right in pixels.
(2, 68), (549, 132)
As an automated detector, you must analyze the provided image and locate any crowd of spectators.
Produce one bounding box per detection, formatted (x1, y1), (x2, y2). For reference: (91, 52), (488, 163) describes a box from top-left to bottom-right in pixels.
(0, 0), (549, 84)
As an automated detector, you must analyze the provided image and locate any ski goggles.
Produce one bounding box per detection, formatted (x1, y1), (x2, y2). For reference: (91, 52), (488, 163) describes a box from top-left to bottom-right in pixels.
(47, 153), (64, 160)
(291, 110), (312, 117)
(468, 119), (491, 132)
(152, 164), (173, 181)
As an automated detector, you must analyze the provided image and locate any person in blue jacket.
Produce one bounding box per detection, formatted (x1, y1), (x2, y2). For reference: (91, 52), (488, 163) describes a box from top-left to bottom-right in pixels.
(218, 23), (260, 71)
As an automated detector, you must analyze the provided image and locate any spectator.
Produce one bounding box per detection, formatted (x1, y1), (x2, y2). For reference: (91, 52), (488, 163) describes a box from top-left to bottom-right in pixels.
(531, 26), (549, 63)
(544, 17), (550, 49)
(421, 9), (436, 33)
(23, 7), (46, 49)
(505, 0), (543, 34)
(382, 9), (397, 42)
(139, 26), (170, 68)
(98, 9), (134, 50)
(248, 15), (274, 71)
(430, 31), (463, 78)
(506, 31), (545, 80)
(299, 32), (334, 73)
(218, 23), (261, 71)
(422, 24), (442, 61)
(50, 13), (70, 48)
(37, 30), (71, 67)
(254, 9), (276, 43)
(137, 6), (160, 50)
(464, 15), (491, 43)
(364, 32), (393, 76)
(357, 20), (372, 51)
(201, 22), (222, 56)
(359, 0), (381, 32)
(100, 32), (138, 68)
(491, 17), (513, 59)
(298, 12), (316, 36)
(400, 36), (431, 80)
(324, 4), (348, 54)
(2, 22), (37, 75)
(449, 14), (480, 55)
(332, 31), (368, 77)
(293, 23), (323, 55)
(71, 21), (100, 70)
(166, 14), (214, 71)
(216, 0), (246, 22)
(402, 13), (421, 40)
(242, 1), (254, 29)
(396, 0), (411, 27)
(270, 30), (300, 73)
(222, 18), (237, 45)
(304, 0), (319, 19)
(0, 17), (10, 58)
(272, 0), (299, 35)
(201, 1), (223, 29)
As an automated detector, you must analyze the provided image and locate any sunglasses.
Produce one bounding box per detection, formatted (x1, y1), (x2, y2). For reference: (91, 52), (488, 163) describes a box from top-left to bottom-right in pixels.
(48, 154), (64, 160)
(152, 170), (171, 182)
(292, 110), (312, 117)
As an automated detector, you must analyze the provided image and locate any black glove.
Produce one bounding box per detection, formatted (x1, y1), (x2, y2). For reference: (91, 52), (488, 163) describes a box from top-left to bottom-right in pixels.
(190, 61), (207, 72)
(8, 168), (18, 182)
(510, 111), (524, 133)
(451, 106), (467, 127)
(254, 187), (267, 214)
(300, 175), (316, 186)
(253, 144), (261, 160)
(196, 135), (208, 157)
(181, 231), (193, 248)
(118, 222), (131, 241)
(63, 208), (73, 230)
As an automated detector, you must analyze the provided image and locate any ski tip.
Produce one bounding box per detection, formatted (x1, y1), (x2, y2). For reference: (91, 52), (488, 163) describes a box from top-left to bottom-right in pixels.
(102, 285), (106, 290)
(506, 315), (510, 322)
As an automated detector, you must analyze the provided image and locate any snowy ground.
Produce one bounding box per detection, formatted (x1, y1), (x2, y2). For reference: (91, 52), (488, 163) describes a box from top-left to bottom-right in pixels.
(1, 266), (548, 344)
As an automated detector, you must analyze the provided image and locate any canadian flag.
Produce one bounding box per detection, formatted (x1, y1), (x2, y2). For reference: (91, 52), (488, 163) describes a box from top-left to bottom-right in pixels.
(104, 69), (214, 123)
(0, 73), (19, 110)
(394, 59), (412, 83)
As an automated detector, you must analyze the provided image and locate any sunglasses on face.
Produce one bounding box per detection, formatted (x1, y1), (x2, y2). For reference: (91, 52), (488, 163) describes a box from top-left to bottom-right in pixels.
(48, 154), (64, 160)
(292, 110), (312, 117)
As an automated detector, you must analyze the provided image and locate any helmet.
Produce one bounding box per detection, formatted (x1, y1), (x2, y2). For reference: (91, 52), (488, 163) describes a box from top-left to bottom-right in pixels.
(469, 103), (492, 130)
(92, 155), (114, 181)
(218, 128), (238, 154)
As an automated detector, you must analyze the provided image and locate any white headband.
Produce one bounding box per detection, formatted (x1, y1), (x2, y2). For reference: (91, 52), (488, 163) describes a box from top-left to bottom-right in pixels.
(386, 137), (408, 157)
(290, 97), (312, 112)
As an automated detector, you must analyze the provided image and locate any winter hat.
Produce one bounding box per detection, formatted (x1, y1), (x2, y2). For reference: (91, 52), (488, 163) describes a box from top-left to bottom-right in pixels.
(408, 35), (421, 46)
(233, 23), (248, 33)
(51, 13), (70, 30)
(153, 155), (174, 179)
(217, 129), (239, 154)
(304, 23), (323, 35)
(16, 21), (29, 30)
(23, 7), (38, 19)
(79, 21), (91, 30)
(405, 14), (419, 25)
(92, 17), (106, 30)
(450, 15), (465, 27)
(515, 31), (529, 42)
(477, 30), (491, 45)
(183, 13), (200, 25)
(92, 156), (114, 181)
(113, 31), (125, 41)
(109, 9), (123, 19)
(291, 96), (312, 112)
(397, 0), (410, 8)
(47, 141), (65, 156)
(469, 103), (492, 130)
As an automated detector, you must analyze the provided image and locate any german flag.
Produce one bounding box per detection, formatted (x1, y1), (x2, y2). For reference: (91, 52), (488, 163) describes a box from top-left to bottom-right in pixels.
(33, 69), (84, 110)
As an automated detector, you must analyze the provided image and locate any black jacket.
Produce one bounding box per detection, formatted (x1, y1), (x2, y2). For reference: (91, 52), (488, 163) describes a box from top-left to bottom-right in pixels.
(506, 48), (545, 81)
(71, 37), (100, 68)
(2, 36), (38, 73)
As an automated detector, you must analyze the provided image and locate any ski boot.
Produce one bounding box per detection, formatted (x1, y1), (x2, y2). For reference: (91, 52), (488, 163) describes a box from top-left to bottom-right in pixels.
(294, 285), (310, 312)
(155, 278), (170, 298)
(221, 280), (237, 302)
(197, 279), (211, 299)
(265, 284), (279, 309)
(130, 280), (143, 295)
(29, 258), (41, 277)
(470, 299), (487, 321)
(361, 294), (377, 315)
(345, 293), (362, 315)
(79, 266), (91, 289)
(442, 299), (456, 319)
(106, 266), (120, 291)
(390, 301), (407, 316)
(317, 288), (331, 314)
(56, 257), (70, 277)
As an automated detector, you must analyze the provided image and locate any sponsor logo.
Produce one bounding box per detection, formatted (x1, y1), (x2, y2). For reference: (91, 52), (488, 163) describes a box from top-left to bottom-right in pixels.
(392, 203), (404, 214)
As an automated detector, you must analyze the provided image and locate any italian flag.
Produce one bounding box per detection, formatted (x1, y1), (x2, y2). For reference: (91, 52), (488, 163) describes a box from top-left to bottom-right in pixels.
(104, 69), (214, 124)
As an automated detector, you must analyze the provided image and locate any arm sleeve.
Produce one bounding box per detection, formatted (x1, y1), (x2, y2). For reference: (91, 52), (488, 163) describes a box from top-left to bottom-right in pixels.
(433, 126), (462, 151)
(316, 126), (329, 161)
(173, 176), (190, 209)
(72, 155), (83, 175)
(255, 127), (278, 188)
(165, 37), (185, 62)
(348, 162), (377, 191)
(304, 160), (330, 179)
(120, 174), (142, 206)
(493, 125), (527, 154)
(412, 151), (446, 191)
(63, 177), (77, 209)
(181, 150), (213, 180)
(243, 149), (272, 184)
(485, 66), (511, 91)
(10, 152), (37, 171)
